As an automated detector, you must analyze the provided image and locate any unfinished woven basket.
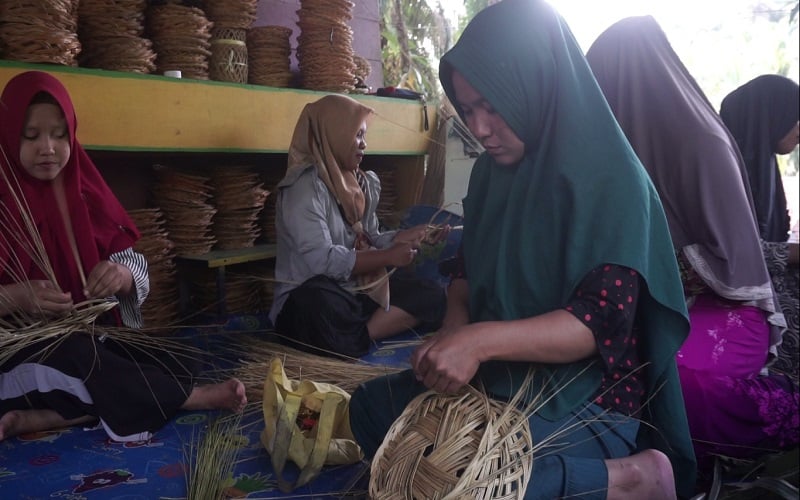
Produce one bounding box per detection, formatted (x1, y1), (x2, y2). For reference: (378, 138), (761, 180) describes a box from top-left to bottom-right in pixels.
(369, 385), (533, 499)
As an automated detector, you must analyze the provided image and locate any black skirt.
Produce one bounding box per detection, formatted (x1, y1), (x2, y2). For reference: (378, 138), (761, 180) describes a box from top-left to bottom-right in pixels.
(0, 333), (194, 439)
(274, 274), (446, 358)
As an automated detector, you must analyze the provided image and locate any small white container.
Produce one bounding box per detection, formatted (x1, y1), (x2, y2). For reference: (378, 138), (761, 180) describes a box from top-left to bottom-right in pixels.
(164, 70), (182, 78)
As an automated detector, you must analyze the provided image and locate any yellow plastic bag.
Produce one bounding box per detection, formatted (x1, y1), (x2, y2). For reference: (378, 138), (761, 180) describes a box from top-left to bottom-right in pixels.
(260, 357), (363, 492)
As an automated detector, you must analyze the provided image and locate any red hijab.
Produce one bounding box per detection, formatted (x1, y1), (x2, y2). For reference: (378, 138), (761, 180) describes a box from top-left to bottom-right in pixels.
(0, 71), (139, 302)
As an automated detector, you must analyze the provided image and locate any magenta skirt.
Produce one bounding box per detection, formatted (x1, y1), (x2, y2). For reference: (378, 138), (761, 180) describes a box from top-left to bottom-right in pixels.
(676, 294), (769, 378)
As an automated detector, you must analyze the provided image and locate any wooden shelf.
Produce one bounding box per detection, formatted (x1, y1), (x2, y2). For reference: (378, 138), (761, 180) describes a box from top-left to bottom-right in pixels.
(0, 60), (435, 155)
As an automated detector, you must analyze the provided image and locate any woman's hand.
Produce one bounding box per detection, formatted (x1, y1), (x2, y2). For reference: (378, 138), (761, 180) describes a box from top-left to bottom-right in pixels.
(84, 261), (133, 299)
(384, 240), (419, 268)
(0, 281), (73, 316)
(410, 323), (484, 394)
(394, 224), (428, 247)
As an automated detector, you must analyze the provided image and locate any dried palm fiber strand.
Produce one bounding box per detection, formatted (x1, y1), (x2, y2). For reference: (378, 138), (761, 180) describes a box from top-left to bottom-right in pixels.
(209, 28), (248, 84)
(369, 382), (534, 499)
(147, 2), (213, 79)
(229, 335), (405, 400)
(77, 0), (156, 73)
(151, 165), (217, 255)
(128, 208), (181, 329)
(210, 165), (269, 249)
(259, 167), (285, 242)
(246, 25), (294, 88)
(296, 0), (357, 92)
(186, 410), (246, 500)
(0, 0), (80, 66)
(203, 0), (257, 31)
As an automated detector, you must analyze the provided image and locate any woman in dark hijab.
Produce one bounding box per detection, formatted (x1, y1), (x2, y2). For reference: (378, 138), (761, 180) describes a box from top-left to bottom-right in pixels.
(348, 1), (696, 498)
(586, 15), (797, 471)
(720, 74), (799, 243)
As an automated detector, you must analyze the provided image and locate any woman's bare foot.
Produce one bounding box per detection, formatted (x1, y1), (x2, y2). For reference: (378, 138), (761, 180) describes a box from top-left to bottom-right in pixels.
(181, 378), (247, 413)
(0, 409), (94, 441)
(606, 449), (676, 500)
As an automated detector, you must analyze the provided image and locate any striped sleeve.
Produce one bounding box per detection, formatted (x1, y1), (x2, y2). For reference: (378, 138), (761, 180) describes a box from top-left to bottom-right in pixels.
(108, 247), (150, 328)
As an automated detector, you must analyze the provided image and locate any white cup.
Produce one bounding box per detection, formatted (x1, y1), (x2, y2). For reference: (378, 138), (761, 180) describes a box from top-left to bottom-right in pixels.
(164, 70), (182, 78)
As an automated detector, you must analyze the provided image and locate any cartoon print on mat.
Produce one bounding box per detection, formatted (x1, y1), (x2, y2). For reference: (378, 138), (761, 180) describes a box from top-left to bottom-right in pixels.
(18, 427), (73, 443)
(222, 472), (277, 498)
(103, 436), (164, 449)
(71, 469), (146, 493)
(0, 466), (15, 479)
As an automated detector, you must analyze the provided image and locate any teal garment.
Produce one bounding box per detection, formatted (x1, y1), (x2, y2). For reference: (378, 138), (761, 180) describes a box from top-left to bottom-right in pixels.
(439, 0), (696, 496)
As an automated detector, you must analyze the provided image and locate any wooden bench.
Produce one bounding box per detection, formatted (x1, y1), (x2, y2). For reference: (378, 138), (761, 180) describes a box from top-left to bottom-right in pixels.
(177, 244), (277, 318)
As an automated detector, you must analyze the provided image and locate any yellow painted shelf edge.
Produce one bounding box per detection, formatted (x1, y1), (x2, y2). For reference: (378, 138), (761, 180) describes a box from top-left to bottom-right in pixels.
(0, 60), (436, 154)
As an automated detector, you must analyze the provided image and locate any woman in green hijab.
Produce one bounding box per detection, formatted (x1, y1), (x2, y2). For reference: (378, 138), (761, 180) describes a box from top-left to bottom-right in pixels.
(349, 1), (696, 498)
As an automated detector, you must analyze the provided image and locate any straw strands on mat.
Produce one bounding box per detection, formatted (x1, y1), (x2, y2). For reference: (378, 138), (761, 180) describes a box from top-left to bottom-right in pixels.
(185, 411), (246, 500)
(128, 208), (181, 329)
(0, 0), (81, 66)
(247, 25), (294, 88)
(229, 336), (405, 400)
(146, 2), (213, 79)
(296, 0), (358, 92)
(369, 382), (534, 500)
(77, 0), (156, 73)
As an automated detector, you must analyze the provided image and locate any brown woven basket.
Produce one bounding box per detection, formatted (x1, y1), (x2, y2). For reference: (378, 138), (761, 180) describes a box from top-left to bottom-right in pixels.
(369, 385), (533, 499)
(210, 37), (248, 83)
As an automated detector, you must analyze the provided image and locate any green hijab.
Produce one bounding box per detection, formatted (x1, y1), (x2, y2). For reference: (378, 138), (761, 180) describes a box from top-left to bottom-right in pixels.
(440, 0), (695, 494)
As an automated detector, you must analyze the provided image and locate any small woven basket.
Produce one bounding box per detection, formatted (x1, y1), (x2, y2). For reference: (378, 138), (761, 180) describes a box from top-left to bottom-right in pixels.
(369, 385), (533, 499)
(210, 37), (248, 84)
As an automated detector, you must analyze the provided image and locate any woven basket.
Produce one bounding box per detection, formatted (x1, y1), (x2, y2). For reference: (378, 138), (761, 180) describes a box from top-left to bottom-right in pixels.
(369, 385), (533, 499)
(210, 38), (248, 84)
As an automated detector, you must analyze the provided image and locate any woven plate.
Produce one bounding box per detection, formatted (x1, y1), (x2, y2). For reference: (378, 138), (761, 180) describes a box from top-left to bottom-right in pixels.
(369, 385), (533, 499)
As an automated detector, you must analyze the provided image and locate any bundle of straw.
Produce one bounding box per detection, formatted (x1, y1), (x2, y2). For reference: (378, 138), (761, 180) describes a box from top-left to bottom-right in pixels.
(231, 336), (405, 400)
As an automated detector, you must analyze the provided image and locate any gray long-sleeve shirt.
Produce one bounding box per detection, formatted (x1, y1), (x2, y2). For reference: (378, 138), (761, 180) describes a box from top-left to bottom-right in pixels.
(268, 166), (397, 324)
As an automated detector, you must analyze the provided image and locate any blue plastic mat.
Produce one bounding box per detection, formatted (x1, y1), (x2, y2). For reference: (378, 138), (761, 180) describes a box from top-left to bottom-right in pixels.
(0, 316), (420, 499)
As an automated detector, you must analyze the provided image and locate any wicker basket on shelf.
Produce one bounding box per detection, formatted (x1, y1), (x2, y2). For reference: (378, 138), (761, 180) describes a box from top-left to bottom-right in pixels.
(209, 28), (248, 84)
(369, 385), (533, 499)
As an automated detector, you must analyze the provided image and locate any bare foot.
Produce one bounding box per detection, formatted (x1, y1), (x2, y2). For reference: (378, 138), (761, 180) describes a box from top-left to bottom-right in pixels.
(181, 378), (247, 413)
(0, 409), (94, 441)
(606, 449), (676, 500)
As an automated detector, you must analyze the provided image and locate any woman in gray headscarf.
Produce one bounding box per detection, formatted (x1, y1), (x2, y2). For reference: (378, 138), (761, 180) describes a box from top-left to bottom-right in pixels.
(586, 15), (797, 470)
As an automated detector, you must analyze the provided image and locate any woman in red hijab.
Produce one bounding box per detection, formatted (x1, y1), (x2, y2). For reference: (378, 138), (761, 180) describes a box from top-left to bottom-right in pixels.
(0, 71), (246, 442)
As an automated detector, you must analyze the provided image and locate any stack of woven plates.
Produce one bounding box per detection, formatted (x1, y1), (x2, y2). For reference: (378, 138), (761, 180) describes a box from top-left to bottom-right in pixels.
(210, 165), (270, 250)
(77, 0), (156, 73)
(247, 25), (294, 88)
(0, 0), (81, 66)
(128, 208), (180, 328)
(151, 166), (217, 256)
(146, 2), (213, 79)
(296, 0), (357, 92)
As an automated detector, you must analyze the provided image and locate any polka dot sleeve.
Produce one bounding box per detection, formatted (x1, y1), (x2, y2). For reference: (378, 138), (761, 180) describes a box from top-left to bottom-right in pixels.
(565, 264), (644, 414)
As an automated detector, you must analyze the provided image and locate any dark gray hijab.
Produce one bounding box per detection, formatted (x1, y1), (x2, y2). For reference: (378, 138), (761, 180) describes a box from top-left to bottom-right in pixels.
(586, 16), (785, 351)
